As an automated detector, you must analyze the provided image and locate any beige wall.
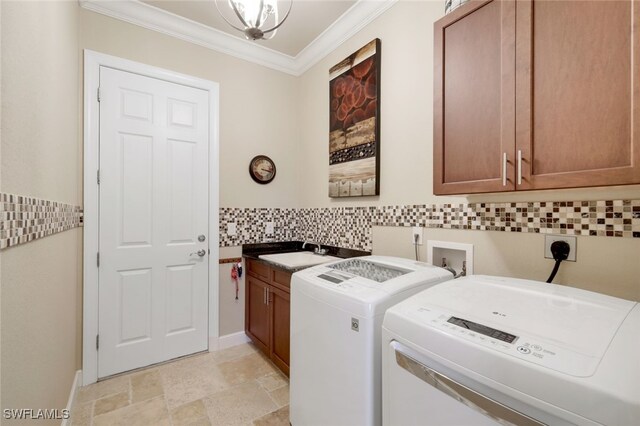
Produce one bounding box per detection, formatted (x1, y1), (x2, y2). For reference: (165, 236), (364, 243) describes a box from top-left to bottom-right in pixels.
(297, 1), (640, 299)
(373, 227), (640, 301)
(1, 1), (81, 422)
(79, 9), (301, 209)
(298, 1), (640, 207)
(219, 247), (246, 336)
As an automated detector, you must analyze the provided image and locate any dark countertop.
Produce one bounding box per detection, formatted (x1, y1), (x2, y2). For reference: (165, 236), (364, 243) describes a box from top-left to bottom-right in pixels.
(242, 241), (370, 272)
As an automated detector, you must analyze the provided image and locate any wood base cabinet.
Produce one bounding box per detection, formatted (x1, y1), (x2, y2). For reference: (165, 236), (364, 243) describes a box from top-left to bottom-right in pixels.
(434, 0), (640, 195)
(244, 258), (291, 376)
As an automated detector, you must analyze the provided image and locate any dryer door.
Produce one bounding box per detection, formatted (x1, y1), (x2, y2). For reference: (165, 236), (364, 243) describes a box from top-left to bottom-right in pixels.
(387, 341), (545, 426)
(381, 341), (590, 426)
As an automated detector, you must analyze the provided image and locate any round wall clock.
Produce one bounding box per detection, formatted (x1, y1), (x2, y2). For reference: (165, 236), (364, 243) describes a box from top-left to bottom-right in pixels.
(249, 155), (276, 184)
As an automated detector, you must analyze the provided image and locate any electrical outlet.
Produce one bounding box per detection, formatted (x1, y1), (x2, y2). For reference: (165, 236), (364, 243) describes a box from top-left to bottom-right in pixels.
(411, 226), (423, 245)
(265, 222), (274, 235)
(544, 235), (577, 262)
(227, 222), (237, 236)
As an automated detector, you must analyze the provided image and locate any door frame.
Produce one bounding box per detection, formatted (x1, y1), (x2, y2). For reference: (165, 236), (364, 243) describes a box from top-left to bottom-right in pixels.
(82, 50), (220, 385)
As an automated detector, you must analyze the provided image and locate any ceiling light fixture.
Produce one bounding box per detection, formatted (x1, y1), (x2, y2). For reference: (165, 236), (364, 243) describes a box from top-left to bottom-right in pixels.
(215, 0), (293, 41)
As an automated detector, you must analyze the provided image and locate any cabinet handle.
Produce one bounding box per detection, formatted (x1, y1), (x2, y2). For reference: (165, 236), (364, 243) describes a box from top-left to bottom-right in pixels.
(517, 149), (523, 185)
(266, 288), (270, 306)
(502, 152), (508, 186)
(263, 287), (266, 305)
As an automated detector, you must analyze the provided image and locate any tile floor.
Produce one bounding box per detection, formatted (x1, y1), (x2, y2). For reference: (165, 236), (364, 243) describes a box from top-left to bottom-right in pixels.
(70, 343), (289, 426)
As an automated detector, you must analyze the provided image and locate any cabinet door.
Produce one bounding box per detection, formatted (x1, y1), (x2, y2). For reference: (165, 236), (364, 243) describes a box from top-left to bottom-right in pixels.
(434, 0), (516, 194)
(268, 285), (290, 376)
(516, 0), (640, 189)
(245, 276), (270, 355)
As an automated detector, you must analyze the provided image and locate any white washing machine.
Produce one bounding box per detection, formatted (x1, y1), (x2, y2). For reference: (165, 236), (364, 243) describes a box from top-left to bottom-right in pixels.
(290, 256), (454, 426)
(382, 275), (640, 426)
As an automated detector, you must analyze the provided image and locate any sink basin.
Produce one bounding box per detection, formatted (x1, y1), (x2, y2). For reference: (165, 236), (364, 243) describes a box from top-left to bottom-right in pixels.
(259, 252), (340, 269)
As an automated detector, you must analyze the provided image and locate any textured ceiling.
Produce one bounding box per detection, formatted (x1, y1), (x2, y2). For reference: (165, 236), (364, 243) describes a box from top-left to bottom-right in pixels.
(143, 0), (358, 56)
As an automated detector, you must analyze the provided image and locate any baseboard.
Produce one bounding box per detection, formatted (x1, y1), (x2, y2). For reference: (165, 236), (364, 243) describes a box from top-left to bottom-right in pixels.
(211, 331), (250, 351)
(61, 370), (82, 426)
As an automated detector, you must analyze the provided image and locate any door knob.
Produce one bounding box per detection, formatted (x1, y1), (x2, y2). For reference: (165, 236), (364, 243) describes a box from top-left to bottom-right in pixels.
(198, 234), (206, 242)
(189, 249), (206, 257)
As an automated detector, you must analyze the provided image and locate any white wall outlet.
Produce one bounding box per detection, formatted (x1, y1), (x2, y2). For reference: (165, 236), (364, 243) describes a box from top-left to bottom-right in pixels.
(265, 222), (274, 235)
(544, 234), (577, 262)
(227, 222), (237, 236)
(411, 227), (423, 245)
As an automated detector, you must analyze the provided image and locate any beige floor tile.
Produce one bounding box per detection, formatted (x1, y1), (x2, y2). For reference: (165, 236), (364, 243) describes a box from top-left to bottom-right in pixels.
(76, 375), (130, 403)
(93, 391), (130, 416)
(93, 396), (170, 426)
(161, 358), (230, 409)
(131, 370), (163, 403)
(170, 399), (209, 426)
(252, 405), (290, 426)
(204, 381), (278, 426)
(70, 401), (93, 426)
(268, 385), (289, 408)
(187, 418), (212, 426)
(84, 344), (285, 425)
(160, 352), (214, 373)
(217, 352), (278, 386)
(256, 372), (288, 392)
(210, 343), (258, 364)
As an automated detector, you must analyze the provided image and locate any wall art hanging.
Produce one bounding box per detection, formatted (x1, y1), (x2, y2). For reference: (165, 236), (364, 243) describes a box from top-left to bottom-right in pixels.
(329, 39), (381, 197)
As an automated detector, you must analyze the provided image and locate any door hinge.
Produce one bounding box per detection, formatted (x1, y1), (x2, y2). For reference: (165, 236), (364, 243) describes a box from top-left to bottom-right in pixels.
(96, 335), (99, 350)
(97, 169), (100, 185)
(97, 252), (100, 267)
(97, 87), (101, 102)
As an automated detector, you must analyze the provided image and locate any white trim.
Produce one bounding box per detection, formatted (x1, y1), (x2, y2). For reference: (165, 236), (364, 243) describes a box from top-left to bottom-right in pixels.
(294, 0), (398, 75)
(213, 332), (251, 351)
(78, 0), (398, 76)
(82, 50), (220, 385)
(61, 370), (82, 426)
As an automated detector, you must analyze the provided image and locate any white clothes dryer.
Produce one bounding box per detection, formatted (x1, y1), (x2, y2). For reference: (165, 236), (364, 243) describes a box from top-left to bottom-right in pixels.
(382, 275), (640, 426)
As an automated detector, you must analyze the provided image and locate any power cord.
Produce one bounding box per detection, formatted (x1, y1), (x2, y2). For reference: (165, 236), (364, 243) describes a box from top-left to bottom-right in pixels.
(546, 241), (570, 283)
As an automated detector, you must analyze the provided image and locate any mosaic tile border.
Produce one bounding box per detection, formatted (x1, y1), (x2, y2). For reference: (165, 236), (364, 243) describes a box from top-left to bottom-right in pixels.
(0, 193), (83, 249)
(220, 200), (640, 252)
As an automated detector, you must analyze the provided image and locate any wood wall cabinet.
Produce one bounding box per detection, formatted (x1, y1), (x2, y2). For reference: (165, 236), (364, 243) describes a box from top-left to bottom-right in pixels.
(434, 0), (640, 195)
(244, 258), (291, 376)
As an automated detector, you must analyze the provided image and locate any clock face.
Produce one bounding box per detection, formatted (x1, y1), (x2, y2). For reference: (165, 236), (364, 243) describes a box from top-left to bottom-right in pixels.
(249, 155), (276, 184)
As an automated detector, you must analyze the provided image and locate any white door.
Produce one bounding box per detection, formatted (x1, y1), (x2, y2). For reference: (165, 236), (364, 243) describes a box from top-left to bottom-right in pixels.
(98, 66), (210, 378)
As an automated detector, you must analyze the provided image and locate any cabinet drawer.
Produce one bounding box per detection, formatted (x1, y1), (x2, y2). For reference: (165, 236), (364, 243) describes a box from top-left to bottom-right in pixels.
(271, 268), (292, 292)
(246, 258), (270, 282)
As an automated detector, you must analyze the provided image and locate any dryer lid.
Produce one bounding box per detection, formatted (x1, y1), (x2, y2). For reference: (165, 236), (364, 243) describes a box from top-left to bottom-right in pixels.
(421, 276), (635, 362)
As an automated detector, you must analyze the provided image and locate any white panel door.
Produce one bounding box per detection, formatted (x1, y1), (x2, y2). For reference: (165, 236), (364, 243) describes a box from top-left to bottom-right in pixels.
(98, 66), (209, 378)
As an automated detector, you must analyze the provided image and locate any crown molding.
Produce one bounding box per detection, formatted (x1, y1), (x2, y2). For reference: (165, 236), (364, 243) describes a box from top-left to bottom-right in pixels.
(293, 0), (398, 75)
(79, 0), (399, 76)
(79, 0), (298, 74)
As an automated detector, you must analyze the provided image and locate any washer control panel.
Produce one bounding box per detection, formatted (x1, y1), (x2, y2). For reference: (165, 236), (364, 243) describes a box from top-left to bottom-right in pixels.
(409, 306), (597, 376)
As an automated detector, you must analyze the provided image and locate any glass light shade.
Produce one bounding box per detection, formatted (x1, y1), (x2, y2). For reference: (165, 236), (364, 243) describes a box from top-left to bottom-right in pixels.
(217, 0), (291, 41)
(229, 0), (277, 28)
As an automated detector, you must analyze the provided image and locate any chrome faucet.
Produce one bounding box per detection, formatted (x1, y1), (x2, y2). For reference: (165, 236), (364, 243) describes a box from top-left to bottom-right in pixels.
(302, 241), (328, 256)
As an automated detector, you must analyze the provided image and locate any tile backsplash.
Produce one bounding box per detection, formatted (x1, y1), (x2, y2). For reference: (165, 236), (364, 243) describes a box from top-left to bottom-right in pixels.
(220, 200), (640, 251)
(0, 193), (83, 249)
(2, 193), (637, 252)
